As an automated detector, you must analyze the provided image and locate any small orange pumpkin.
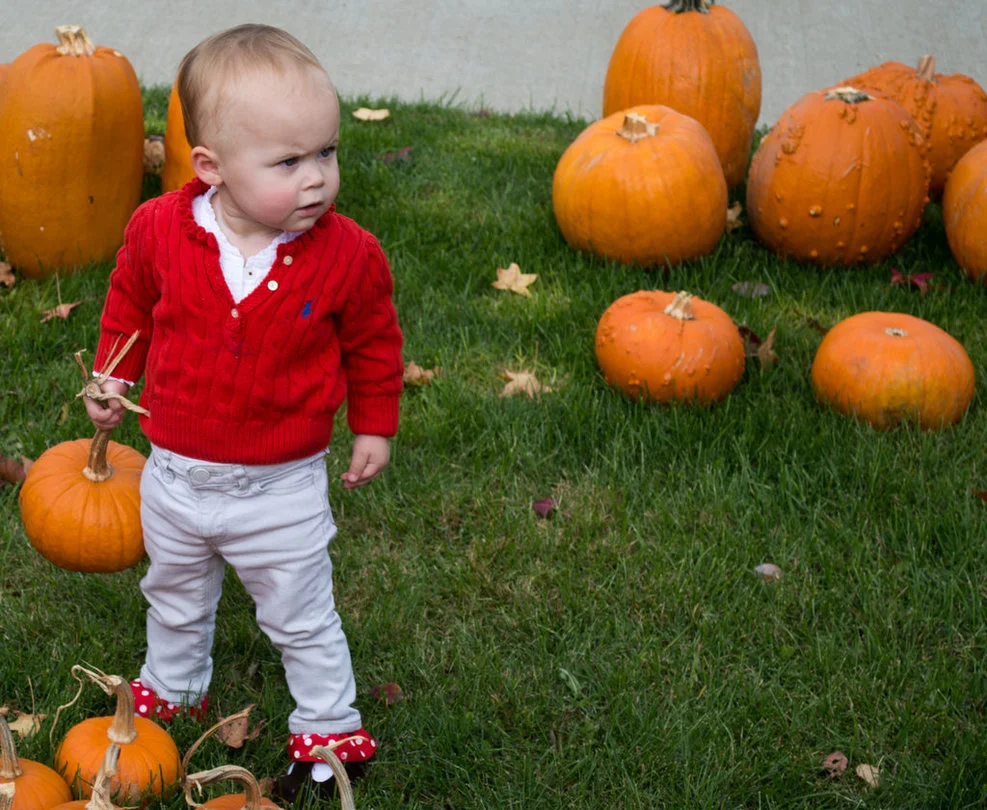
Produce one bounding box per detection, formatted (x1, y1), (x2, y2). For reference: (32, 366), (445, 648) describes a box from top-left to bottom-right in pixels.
(161, 82), (196, 193)
(602, 0), (761, 188)
(811, 312), (975, 430)
(553, 107), (727, 266)
(943, 139), (987, 283)
(747, 86), (929, 266)
(50, 745), (121, 810)
(183, 765), (281, 810)
(0, 715), (73, 810)
(845, 55), (987, 196)
(595, 290), (745, 404)
(55, 669), (181, 802)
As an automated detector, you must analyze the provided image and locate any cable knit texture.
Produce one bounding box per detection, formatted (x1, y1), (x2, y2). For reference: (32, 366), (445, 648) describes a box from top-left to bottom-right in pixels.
(95, 179), (403, 464)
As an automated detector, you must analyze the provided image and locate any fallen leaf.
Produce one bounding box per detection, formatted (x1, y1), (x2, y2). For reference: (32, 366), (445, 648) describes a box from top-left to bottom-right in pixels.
(492, 263), (537, 296)
(370, 682), (404, 705)
(757, 328), (778, 370)
(403, 361), (439, 387)
(737, 325), (761, 357)
(8, 712), (45, 738)
(21, 456), (32, 474)
(499, 369), (551, 398)
(0, 262), (14, 288)
(143, 137), (165, 174)
(57, 402), (70, 426)
(352, 107), (390, 122)
(725, 201), (744, 233)
(40, 301), (84, 323)
(731, 280), (770, 298)
(973, 489), (987, 503)
(891, 268), (935, 296)
(532, 497), (557, 518)
(258, 776), (275, 796)
(822, 751), (848, 778)
(755, 563), (783, 581)
(379, 146), (413, 164)
(215, 710), (264, 748)
(0, 454), (27, 486)
(805, 317), (830, 335)
(855, 763), (880, 788)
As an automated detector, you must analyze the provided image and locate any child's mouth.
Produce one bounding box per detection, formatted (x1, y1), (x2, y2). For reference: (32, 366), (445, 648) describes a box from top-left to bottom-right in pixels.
(296, 203), (323, 216)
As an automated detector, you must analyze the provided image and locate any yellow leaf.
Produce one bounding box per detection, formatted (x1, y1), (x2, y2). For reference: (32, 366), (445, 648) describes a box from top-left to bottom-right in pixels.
(855, 763), (880, 788)
(491, 263), (537, 296)
(499, 369), (551, 398)
(352, 107), (390, 122)
(8, 712), (45, 738)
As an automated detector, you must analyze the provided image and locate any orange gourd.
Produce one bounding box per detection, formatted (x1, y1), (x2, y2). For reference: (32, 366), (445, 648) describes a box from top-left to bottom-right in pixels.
(746, 86), (929, 266)
(811, 312), (974, 430)
(553, 107), (727, 266)
(55, 669), (180, 802)
(942, 139), (987, 283)
(50, 745), (121, 810)
(0, 25), (144, 278)
(162, 82), (196, 193)
(844, 55), (987, 196)
(595, 290), (745, 404)
(602, 0), (761, 188)
(0, 716), (73, 810)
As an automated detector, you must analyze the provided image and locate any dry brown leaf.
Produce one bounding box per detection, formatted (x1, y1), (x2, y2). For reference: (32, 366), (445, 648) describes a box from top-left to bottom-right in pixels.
(0, 706), (8, 716)
(492, 263), (537, 296)
(757, 328), (778, 370)
(0, 262), (14, 289)
(370, 682), (404, 705)
(143, 137), (165, 174)
(21, 456), (33, 474)
(754, 563), (783, 581)
(352, 107), (390, 122)
(0, 455), (27, 486)
(40, 301), (84, 323)
(214, 711), (264, 748)
(499, 369), (551, 398)
(403, 361), (439, 387)
(821, 751), (848, 778)
(725, 201), (744, 232)
(855, 763), (880, 788)
(8, 711), (45, 738)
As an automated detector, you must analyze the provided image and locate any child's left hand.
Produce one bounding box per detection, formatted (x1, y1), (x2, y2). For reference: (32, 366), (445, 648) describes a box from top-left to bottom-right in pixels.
(341, 434), (391, 489)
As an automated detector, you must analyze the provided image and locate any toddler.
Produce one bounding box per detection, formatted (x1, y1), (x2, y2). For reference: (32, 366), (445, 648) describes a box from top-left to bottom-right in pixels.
(84, 23), (403, 802)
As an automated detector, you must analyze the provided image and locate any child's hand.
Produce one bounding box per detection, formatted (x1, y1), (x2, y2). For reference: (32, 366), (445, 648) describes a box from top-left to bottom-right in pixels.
(83, 380), (132, 431)
(341, 434), (390, 489)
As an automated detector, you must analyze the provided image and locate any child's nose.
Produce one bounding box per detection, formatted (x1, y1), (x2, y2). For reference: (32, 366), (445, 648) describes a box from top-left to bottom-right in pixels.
(302, 163), (325, 188)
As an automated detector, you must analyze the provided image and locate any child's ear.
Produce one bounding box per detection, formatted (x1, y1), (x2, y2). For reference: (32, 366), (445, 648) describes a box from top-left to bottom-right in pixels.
(190, 145), (223, 186)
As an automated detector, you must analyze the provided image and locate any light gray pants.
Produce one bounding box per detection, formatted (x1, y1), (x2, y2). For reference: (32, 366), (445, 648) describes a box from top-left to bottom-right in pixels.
(138, 445), (361, 734)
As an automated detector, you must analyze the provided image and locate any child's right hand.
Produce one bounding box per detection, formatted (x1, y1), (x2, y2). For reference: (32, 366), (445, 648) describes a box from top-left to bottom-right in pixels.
(84, 380), (132, 430)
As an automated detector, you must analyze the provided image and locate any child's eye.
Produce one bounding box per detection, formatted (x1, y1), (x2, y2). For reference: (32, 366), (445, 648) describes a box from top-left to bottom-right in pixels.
(281, 157), (299, 167)
(319, 145), (337, 159)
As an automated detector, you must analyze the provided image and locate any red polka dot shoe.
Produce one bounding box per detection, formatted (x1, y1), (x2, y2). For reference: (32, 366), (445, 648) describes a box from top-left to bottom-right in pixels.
(271, 730), (376, 803)
(130, 679), (208, 724)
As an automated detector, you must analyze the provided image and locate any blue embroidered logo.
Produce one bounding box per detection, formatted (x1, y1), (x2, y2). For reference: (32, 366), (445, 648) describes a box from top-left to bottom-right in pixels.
(301, 300), (313, 318)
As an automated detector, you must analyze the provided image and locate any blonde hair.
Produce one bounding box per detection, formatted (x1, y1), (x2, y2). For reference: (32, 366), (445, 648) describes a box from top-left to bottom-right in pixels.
(176, 24), (326, 145)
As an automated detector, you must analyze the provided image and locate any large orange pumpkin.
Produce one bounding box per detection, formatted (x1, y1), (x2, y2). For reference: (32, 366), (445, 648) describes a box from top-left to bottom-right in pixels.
(161, 82), (196, 193)
(0, 25), (143, 278)
(747, 86), (929, 266)
(845, 55), (987, 196)
(0, 716), (73, 810)
(20, 429), (146, 573)
(602, 0), (761, 188)
(553, 106), (727, 266)
(55, 671), (180, 802)
(595, 290), (745, 404)
(811, 312), (974, 430)
(942, 139), (987, 283)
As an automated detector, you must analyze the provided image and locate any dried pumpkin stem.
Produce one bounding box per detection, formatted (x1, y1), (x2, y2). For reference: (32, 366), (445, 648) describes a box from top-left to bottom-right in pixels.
(183, 765), (262, 810)
(916, 55), (936, 81)
(309, 744), (356, 810)
(0, 717), (23, 780)
(55, 25), (96, 57)
(86, 744), (121, 810)
(663, 291), (697, 321)
(662, 0), (714, 12)
(616, 112), (658, 143)
(824, 86), (873, 104)
(83, 429), (114, 483)
(0, 783), (14, 810)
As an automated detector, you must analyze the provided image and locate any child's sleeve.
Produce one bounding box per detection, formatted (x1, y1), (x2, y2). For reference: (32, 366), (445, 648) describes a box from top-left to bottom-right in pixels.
(92, 202), (159, 382)
(337, 234), (404, 437)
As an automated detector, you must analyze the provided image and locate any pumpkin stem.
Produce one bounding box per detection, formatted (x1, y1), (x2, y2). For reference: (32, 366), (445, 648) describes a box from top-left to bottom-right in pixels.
(662, 0), (714, 12)
(616, 112), (659, 143)
(310, 745), (357, 810)
(916, 55), (936, 81)
(104, 675), (139, 745)
(663, 291), (697, 321)
(82, 429), (114, 483)
(86, 744), (120, 810)
(0, 783), (13, 810)
(0, 717), (24, 781)
(180, 706), (255, 776)
(183, 765), (264, 810)
(55, 25), (97, 57)
(885, 327), (909, 338)
(823, 86), (874, 104)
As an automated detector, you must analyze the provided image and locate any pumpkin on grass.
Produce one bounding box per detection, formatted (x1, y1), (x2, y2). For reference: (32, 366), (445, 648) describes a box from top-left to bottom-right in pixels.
(162, 81), (196, 193)
(50, 745), (121, 810)
(54, 667), (180, 802)
(553, 106), (727, 266)
(0, 715), (73, 810)
(183, 765), (281, 810)
(595, 290), (745, 404)
(811, 311), (974, 430)
(942, 139), (987, 283)
(747, 86), (930, 266)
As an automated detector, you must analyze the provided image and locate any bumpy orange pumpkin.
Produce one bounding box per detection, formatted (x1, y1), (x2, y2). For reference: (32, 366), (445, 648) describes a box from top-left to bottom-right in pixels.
(56, 671), (180, 802)
(161, 82), (196, 193)
(596, 290), (745, 404)
(747, 86), (929, 266)
(0, 716), (73, 810)
(811, 312), (974, 430)
(0, 25), (143, 278)
(602, 0), (761, 188)
(553, 107), (727, 266)
(845, 55), (987, 196)
(20, 429), (146, 573)
(943, 139), (987, 283)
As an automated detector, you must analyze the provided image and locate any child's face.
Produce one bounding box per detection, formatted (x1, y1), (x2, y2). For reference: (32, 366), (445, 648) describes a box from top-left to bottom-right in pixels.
(208, 65), (340, 235)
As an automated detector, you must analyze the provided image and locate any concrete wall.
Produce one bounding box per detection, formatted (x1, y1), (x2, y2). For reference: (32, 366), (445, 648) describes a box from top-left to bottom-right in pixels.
(1, 1), (984, 126)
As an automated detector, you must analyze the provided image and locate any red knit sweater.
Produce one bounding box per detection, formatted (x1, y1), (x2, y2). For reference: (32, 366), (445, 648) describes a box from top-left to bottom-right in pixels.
(94, 179), (403, 464)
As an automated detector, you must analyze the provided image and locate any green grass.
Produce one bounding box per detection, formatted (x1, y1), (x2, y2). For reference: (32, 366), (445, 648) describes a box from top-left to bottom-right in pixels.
(1, 89), (986, 809)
